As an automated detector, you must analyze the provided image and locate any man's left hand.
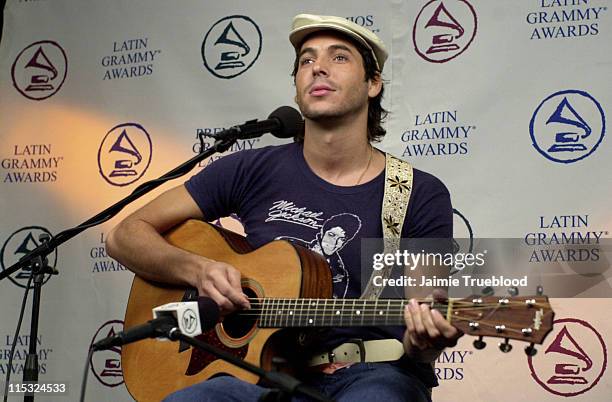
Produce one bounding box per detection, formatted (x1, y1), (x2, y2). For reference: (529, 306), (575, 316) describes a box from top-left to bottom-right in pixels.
(403, 295), (463, 362)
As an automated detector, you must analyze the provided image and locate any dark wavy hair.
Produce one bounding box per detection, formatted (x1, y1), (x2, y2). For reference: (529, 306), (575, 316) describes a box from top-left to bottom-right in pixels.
(291, 31), (388, 143)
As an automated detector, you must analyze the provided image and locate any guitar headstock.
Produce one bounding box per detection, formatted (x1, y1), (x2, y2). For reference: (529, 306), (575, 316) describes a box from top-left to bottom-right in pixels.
(448, 296), (555, 355)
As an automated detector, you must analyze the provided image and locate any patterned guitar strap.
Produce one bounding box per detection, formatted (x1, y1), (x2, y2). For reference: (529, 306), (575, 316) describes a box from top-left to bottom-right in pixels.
(361, 153), (413, 300)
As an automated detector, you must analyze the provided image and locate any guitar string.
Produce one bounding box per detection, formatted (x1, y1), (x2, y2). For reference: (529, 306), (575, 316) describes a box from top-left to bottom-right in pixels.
(243, 298), (551, 309)
(255, 312), (541, 337)
(235, 307), (529, 318)
(240, 302), (550, 312)
(238, 305), (497, 316)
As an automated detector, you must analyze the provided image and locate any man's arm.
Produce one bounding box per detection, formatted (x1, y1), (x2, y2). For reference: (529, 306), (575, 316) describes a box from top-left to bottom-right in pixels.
(105, 184), (250, 314)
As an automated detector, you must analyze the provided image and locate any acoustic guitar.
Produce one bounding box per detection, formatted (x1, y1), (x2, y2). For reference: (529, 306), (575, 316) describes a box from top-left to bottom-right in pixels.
(121, 219), (555, 402)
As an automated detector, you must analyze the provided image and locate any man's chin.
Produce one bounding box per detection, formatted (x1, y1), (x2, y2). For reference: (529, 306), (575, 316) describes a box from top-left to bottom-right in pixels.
(301, 108), (344, 121)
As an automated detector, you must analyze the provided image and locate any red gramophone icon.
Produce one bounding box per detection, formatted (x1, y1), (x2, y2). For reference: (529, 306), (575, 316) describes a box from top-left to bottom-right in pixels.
(24, 46), (58, 92)
(425, 3), (465, 54)
(99, 327), (123, 378)
(545, 326), (592, 385)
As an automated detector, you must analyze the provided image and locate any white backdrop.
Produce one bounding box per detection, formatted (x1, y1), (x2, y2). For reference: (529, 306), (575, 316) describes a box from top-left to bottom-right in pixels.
(1, 0), (610, 401)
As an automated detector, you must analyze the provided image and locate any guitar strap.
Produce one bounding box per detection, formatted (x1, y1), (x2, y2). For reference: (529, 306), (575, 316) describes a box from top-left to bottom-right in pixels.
(361, 153), (413, 300)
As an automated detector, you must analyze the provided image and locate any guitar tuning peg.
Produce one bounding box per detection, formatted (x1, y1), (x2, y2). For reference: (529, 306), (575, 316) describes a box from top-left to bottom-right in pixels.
(499, 338), (512, 353)
(473, 336), (486, 350)
(524, 343), (537, 356)
(507, 286), (519, 296)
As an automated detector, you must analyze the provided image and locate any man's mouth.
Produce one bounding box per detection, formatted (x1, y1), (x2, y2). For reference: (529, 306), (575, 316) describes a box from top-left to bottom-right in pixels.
(309, 84), (335, 97)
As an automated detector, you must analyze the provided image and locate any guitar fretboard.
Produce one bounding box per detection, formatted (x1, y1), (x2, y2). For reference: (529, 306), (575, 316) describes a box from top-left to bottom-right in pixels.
(253, 298), (448, 328)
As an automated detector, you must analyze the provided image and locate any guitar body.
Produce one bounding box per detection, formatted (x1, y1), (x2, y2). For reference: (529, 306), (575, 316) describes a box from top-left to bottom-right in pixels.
(120, 220), (557, 401)
(121, 220), (332, 402)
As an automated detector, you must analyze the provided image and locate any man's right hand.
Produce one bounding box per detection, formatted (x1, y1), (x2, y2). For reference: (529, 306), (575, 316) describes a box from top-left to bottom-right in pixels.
(194, 259), (251, 315)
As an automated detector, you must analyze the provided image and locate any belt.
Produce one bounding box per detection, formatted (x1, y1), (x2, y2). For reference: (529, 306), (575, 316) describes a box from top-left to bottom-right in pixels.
(307, 339), (405, 366)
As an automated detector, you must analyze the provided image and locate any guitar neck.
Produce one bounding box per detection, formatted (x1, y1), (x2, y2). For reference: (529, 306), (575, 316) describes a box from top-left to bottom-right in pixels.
(253, 298), (448, 328)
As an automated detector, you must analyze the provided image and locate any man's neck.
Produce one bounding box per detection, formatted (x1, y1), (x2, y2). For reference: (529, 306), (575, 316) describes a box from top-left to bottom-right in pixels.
(302, 114), (385, 186)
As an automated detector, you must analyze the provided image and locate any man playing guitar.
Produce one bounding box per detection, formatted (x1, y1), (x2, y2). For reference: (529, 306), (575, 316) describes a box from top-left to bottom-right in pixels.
(106, 14), (462, 402)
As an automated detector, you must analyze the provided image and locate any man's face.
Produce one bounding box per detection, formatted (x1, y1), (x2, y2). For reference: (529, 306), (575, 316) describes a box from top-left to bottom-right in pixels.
(321, 226), (347, 255)
(294, 32), (380, 121)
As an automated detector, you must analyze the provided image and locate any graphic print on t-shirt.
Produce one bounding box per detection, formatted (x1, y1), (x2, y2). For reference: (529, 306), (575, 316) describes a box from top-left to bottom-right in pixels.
(267, 201), (362, 298)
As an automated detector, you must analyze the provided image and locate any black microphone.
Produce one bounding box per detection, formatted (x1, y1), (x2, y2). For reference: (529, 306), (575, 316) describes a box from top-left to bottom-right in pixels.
(92, 297), (220, 351)
(212, 106), (303, 141)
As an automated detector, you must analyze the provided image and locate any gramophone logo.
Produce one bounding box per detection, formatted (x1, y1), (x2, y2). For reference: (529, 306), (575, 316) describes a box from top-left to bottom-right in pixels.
(528, 318), (607, 396)
(181, 308), (198, 335)
(89, 320), (124, 387)
(530, 90), (606, 163)
(11, 40), (68, 100)
(413, 0), (477, 63)
(201, 15), (262, 79)
(98, 123), (152, 186)
(0, 226), (56, 288)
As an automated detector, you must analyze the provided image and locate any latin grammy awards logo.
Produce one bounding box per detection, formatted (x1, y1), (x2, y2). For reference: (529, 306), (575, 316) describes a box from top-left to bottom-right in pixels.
(181, 308), (198, 335)
(11, 40), (68, 100)
(202, 15), (262, 79)
(89, 320), (125, 387)
(413, 0), (477, 63)
(98, 123), (153, 186)
(0, 226), (56, 288)
(530, 90), (606, 163)
(528, 318), (607, 396)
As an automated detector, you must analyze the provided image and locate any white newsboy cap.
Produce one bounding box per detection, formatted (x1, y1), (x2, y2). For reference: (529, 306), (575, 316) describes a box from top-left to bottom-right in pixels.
(289, 13), (388, 72)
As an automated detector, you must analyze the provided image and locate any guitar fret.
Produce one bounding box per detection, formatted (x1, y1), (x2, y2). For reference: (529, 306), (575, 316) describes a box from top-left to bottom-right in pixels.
(268, 298), (274, 328)
(309, 299), (317, 326)
(323, 298), (328, 327)
(385, 300), (390, 326)
(262, 298), (269, 328)
(360, 299), (369, 326)
(284, 298), (290, 327)
(290, 299), (297, 328)
(274, 298), (280, 328)
(260, 299), (265, 327)
(373, 299), (379, 326)
(298, 298), (305, 326)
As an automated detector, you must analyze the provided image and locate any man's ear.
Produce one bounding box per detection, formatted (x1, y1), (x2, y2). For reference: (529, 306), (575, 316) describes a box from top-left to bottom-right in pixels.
(368, 73), (382, 98)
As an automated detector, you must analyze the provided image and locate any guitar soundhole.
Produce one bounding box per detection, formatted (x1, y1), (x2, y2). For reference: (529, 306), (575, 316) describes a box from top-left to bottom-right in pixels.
(222, 287), (259, 340)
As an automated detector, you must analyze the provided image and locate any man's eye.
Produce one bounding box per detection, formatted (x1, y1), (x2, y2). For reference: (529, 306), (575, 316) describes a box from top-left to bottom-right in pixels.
(300, 58), (314, 65)
(334, 54), (348, 62)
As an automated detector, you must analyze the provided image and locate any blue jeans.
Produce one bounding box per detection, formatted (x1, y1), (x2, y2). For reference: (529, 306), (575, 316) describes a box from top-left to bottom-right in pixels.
(164, 363), (432, 402)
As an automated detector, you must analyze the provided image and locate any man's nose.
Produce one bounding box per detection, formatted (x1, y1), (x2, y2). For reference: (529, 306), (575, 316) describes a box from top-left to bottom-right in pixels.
(312, 59), (328, 76)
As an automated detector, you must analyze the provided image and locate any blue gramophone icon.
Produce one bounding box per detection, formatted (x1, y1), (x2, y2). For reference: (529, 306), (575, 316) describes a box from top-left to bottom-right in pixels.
(546, 97), (591, 152)
(24, 46), (57, 92)
(109, 130), (142, 177)
(214, 21), (250, 70)
(425, 3), (464, 54)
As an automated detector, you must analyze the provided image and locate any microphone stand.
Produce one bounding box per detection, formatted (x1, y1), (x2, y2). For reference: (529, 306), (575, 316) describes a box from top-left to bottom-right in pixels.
(162, 327), (334, 402)
(0, 134), (242, 402)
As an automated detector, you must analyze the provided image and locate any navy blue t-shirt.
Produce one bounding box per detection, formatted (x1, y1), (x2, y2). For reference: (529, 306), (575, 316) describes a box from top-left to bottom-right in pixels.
(185, 142), (452, 385)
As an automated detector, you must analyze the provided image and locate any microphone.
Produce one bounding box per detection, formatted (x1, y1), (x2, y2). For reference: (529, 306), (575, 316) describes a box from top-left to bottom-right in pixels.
(92, 297), (219, 351)
(212, 106), (303, 141)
